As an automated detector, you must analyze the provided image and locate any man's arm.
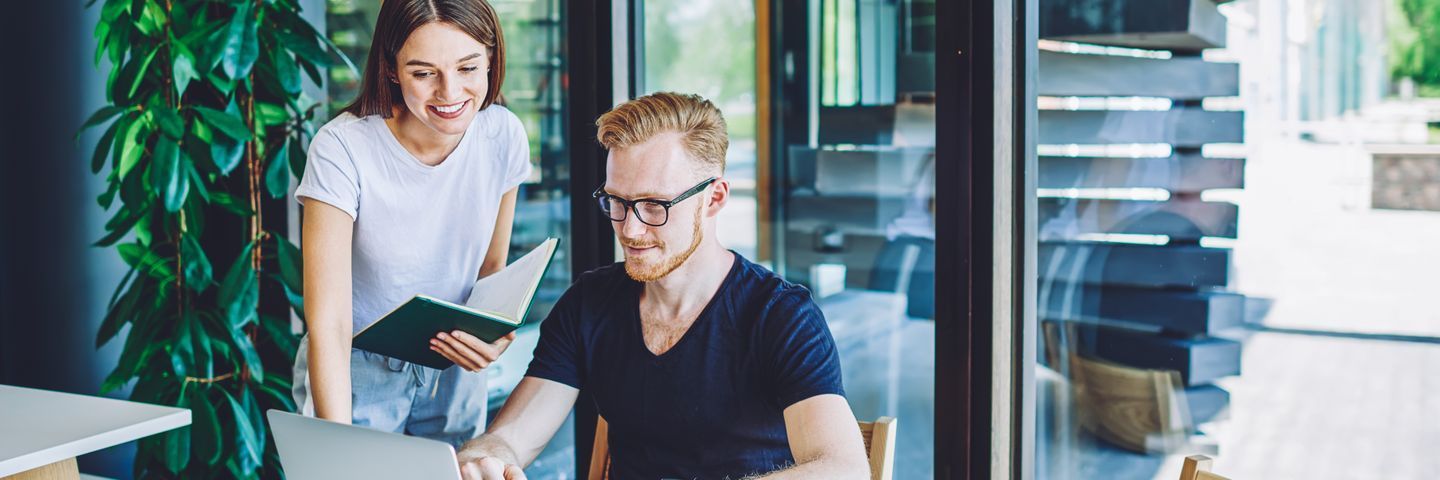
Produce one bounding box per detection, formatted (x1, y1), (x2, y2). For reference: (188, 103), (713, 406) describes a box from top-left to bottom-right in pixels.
(456, 376), (579, 479)
(752, 394), (870, 479)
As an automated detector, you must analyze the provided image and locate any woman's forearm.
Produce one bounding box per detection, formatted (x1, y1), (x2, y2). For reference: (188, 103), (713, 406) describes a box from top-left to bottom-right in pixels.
(307, 323), (353, 422)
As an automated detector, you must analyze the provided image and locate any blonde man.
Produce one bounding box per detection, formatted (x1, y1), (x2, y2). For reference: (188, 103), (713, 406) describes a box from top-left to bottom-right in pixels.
(449, 92), (868, 480)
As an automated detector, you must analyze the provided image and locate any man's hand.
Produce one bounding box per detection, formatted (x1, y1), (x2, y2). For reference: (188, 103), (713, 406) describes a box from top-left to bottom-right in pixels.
(459, 457), (526, 480)
(431, 330), (516, 372)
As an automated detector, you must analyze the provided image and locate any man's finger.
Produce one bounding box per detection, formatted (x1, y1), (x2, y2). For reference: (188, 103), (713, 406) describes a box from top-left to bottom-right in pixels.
(476, 457), (507, 480)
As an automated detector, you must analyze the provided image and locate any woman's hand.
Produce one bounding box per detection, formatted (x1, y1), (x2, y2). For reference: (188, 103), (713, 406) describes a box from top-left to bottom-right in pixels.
(430, 331), (516, 372)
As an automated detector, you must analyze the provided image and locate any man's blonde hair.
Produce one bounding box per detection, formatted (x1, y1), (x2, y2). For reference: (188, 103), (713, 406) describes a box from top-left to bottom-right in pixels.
(596, 92), (728, 176)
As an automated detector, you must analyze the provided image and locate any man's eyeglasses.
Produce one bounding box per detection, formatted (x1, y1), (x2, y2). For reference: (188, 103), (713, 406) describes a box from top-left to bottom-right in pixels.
(592, 177), (718, 227)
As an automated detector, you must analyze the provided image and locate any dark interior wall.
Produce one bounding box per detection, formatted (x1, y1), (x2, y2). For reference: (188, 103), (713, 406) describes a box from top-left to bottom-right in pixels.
(0, 1), (137, 477)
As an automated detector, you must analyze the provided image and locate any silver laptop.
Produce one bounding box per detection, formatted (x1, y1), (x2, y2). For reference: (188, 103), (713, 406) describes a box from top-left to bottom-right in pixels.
(268, 410), (463, 480)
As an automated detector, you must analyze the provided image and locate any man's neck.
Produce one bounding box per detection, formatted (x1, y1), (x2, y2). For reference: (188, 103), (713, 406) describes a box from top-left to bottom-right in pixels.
(639, 241), (735, 320)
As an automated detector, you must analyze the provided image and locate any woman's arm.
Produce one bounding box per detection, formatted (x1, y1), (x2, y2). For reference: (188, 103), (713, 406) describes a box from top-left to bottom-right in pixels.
(478, 187), (519, 279)
(301, 198), (356, 423)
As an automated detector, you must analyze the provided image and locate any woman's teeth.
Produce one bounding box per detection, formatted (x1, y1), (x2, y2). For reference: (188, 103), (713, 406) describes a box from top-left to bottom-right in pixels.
(433, 102), (465, 114)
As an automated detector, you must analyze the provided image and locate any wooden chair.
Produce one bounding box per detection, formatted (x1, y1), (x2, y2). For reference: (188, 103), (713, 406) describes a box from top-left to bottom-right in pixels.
(1179, 455), (1230, 480)
(587, 416), (898, 480)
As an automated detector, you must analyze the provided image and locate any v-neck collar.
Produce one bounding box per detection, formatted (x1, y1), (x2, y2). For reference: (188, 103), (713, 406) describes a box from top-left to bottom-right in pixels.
(630, 253), (743, 361)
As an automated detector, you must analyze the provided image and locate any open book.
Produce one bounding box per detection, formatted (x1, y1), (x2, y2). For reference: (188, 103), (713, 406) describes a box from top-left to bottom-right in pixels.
(352, 238), (559, 370)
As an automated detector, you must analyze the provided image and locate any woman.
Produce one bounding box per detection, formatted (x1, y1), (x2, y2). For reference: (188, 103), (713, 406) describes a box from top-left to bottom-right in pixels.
(292, 0), (529, 446)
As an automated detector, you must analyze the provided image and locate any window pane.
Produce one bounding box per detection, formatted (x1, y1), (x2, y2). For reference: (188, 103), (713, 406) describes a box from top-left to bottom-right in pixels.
(1027, 0), (1437, 478)
(642, 0), (760, 259)
(324, 0), (574, 476)
(772, 0), (936, 477)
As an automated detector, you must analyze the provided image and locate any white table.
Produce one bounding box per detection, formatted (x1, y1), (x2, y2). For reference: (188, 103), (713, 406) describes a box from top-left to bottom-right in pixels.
(0, 385), (190, 480)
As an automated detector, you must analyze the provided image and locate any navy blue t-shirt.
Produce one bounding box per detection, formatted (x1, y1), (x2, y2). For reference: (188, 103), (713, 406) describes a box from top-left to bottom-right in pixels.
(525, 253), (846, 479)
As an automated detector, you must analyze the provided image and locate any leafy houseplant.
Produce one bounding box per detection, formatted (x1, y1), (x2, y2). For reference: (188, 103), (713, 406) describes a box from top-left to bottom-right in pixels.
(81, 0), (352, 477)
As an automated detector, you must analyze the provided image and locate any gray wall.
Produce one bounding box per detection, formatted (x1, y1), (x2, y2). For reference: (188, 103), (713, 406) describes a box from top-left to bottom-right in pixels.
(0, 1), (138, 477)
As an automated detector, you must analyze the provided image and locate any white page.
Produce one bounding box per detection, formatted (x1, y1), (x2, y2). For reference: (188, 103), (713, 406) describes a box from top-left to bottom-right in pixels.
(463, 238), (556, 323)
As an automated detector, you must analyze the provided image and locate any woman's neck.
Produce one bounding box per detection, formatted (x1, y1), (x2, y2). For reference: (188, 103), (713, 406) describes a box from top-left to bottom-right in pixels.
(384, 108), (464, 166)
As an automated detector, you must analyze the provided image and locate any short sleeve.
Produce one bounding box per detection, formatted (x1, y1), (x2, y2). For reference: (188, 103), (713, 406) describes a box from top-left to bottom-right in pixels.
(760, 289), (846, 408)
(294, 128), (360, 219)
(525, 283), (585, 390)
(500, 114), (533, 192)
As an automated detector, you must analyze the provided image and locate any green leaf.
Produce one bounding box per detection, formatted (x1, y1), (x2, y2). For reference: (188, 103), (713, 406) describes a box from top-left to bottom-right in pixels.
(79, 105), (126, 136)
(193, 106), (252, 141)
(173, 43), (198, 97)
(124, 48), (160, 102)
(96, 269), (141, 348)
(152, 106), (184, 140)
(274, 235), (302, 296)
(256, 102), (288, 127)
(94, 206), (141, 247)
(264, 141), (289, 198)
(271, 48), (301, 95)
(150, 137), (189, 212)
(180, 233), (212, 291)
(272, 27), (330, 70)
(162, 427), (191, 474)
(288, 132), (307, 178)
(171, 313), (192, 379)
(191, 388), (223, 466)
(211, 136), (245, 176)
(101, 318), (152, 393)
(222, 388), (264, 469)
(222, 2), (259, 79)
(135, 0), (164, 36)
(213, 191), (255, 216)
(229, 324), (264, 384)
(218, 242), (259, 327)
(186, 159), (211, 204)
(116, 117), (147, 179)
(119, 242), (175, 279)
(260, 313), (299, 363)
(90, 114), (124, 174)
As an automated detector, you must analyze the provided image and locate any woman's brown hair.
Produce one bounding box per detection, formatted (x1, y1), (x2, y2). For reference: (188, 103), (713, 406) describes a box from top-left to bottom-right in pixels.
(342, 0), (506, 118)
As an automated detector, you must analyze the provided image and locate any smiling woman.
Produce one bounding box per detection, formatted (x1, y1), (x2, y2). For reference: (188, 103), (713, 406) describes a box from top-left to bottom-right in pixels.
(291, 0), (534, 451)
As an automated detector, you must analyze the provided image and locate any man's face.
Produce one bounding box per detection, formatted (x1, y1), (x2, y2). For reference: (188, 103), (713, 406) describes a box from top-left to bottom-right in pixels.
(603, 132), (712, 282)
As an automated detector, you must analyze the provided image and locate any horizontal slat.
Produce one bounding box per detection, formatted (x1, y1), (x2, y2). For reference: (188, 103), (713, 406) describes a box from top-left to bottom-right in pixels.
(1039, 109), (1244, 147)
(1040, 0), (1226, 50)
(787, 193), (908, 234)
(1039, 154), (1245, 192)
(1039, 197), (1238, 239)
(1038, 241), (1230, 289)
(1073, 324), (1242, 386)
(1038, 51), (1239, 99)
(1187, 384), (1230, 424)
(1039, 284), (1245, 335)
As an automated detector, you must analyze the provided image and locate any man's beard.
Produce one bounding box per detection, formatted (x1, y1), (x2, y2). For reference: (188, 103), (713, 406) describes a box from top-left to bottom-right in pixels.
(622, 207), (704, 282)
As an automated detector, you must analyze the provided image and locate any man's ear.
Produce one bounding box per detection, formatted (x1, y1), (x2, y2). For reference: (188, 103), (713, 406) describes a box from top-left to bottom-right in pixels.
(705, 178), (730, 217)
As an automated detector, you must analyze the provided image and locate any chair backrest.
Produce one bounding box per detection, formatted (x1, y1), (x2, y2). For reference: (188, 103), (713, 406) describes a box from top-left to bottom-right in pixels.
(1179, 455), (1231, 480)
(587, 416), (898, 480)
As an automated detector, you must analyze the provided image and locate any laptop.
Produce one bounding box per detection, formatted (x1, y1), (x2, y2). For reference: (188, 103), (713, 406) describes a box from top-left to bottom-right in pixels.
(267, 410), (463, 480)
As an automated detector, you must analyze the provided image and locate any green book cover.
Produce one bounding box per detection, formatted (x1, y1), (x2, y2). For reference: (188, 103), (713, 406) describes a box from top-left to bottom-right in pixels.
(352, 238), (559, 370)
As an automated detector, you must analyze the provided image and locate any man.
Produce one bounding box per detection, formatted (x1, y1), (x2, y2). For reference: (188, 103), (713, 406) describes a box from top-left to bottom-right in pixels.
(443, 92), (868, 480)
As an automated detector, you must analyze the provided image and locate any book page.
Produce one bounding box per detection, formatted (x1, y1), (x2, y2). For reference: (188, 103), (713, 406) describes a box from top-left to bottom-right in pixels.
(463, 238), (556, 323)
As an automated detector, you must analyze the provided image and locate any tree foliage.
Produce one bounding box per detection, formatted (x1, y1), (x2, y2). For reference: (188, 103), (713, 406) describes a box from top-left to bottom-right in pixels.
(81, 0), (352, 477)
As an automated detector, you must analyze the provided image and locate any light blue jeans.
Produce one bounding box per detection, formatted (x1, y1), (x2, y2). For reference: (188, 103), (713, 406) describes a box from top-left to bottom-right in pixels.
(292, 334), (489, 448)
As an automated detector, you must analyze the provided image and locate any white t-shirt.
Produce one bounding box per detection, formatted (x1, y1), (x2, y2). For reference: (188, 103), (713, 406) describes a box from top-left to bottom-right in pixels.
(295, 106), (532, 333)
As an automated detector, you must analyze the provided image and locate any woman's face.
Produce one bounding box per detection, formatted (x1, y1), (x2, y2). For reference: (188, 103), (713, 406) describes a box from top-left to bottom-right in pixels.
(392, 22), (491, 137)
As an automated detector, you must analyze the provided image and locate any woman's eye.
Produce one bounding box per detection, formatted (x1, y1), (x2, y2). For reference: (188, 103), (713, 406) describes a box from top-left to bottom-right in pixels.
(460, 66), (479, 73)
(412, 71), (434, 79)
